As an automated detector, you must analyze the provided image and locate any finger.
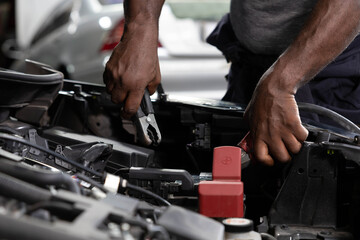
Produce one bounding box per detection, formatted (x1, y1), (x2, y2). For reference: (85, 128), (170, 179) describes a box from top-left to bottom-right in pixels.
(267, 137), (292, 163)
(282, 133), (303, 154)
(122, 89), (144, 119)
(253, 138), (274, 166)
(294, 124), (309, 142)
(110, 85), (127, 104)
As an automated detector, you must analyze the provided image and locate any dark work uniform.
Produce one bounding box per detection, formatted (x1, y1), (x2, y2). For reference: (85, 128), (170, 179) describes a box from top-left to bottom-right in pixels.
(208, 0), (360, 124)
(208, 1), (360, 231)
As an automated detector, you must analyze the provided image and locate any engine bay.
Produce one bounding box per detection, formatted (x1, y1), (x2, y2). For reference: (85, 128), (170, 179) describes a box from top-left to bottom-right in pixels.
(0, 61), (359, 240)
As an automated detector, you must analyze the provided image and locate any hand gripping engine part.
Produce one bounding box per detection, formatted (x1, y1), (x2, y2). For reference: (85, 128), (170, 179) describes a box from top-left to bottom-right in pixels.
(199, 146), (244, 218)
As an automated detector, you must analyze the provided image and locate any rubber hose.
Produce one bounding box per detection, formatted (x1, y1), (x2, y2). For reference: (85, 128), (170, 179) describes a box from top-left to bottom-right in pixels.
(298, 102), (360, 134)
(0, 172), (51, 204)
(0, 159), (80, 194)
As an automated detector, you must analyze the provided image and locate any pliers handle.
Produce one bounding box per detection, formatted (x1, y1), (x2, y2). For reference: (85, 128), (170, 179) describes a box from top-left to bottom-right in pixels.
(238, 132), (253, 168)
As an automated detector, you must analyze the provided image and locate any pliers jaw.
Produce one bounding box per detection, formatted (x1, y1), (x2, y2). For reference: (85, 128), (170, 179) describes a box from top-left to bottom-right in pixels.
(136, 113), (161, 146)
(132, 89), (162, 146)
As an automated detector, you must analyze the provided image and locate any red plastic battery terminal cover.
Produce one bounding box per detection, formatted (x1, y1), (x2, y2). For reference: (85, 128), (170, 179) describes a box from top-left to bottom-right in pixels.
(199, 146), (244, 218)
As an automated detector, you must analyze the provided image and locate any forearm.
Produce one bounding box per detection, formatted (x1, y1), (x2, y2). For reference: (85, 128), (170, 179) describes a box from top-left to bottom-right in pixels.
(267, 0), (360, 94)
(124, 0), (164, 23)
(123, 0), (165, 47)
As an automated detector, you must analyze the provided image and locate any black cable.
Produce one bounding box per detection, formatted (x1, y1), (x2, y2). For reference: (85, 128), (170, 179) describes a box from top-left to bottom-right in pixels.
(0, 172), (52, 204)
(0, 133), (104, 178)
(124, 180), (171, 206)
(298, 102), (360, 134)
(0, 159), (80, 194)
(75, 173), (108, 193)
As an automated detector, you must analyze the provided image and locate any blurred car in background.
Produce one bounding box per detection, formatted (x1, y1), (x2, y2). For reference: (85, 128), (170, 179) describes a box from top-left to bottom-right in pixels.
(6, 0), (230, 99)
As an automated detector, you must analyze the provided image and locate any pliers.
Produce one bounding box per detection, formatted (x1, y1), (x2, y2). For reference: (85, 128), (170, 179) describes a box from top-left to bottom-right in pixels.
(132, 89), (162, 146)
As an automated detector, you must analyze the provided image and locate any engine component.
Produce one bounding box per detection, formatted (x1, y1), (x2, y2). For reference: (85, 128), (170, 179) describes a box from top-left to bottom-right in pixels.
(41, 127), (155, 172)
(0, 60), (63, 126)
(2, 62), (360, 239)
(0, 172), (224, 240)
(0, 158), (80, 194)
(268, 140), (360, 239)
(54, 141), (112, 174)
(125, 167), (195, 202)
(157, 205), (224, 240)
(199, 146), (244, 218)
(223, 218), (261, 240)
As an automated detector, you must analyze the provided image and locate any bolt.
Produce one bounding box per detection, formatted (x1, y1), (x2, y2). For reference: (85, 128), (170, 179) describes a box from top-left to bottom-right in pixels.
(146, 117), (152, 123)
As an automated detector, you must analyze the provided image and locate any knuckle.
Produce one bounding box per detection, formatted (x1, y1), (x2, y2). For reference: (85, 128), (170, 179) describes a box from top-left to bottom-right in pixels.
(287, 119), (301, 130)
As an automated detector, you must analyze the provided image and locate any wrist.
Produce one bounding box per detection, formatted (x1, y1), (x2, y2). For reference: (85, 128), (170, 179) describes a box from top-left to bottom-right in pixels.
(260, 56), (306, 96)
(122, 21), (159, 49)
(126, 14), (159, 28)
(124, 0), (163, 27)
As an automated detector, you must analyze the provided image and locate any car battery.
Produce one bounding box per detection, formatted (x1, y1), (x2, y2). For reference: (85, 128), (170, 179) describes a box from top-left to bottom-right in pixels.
(199, 146), (244, 218)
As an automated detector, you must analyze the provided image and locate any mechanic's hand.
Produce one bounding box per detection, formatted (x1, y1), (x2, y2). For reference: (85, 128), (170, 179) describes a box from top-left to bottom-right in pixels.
(244, 70), (308, 165)
(103, 25), (161, 119)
